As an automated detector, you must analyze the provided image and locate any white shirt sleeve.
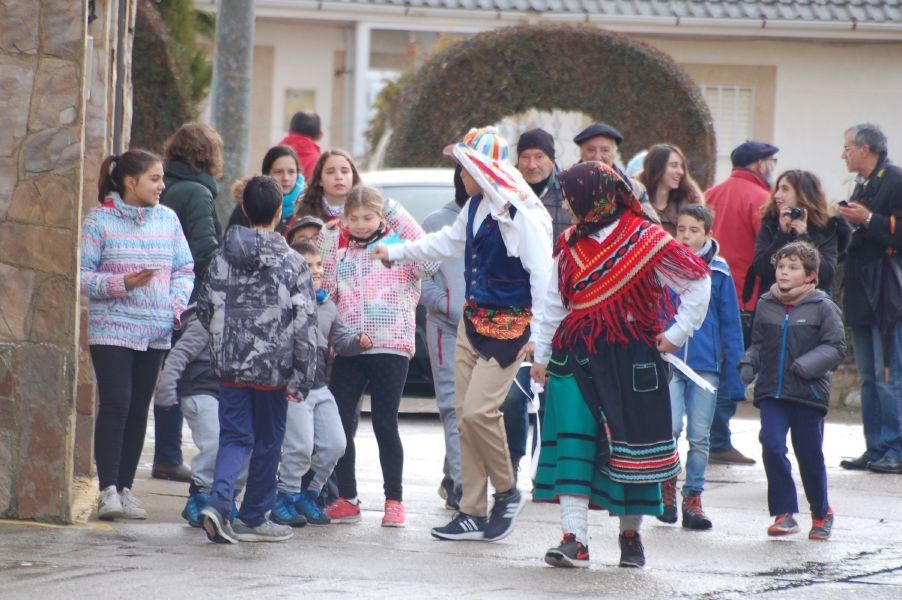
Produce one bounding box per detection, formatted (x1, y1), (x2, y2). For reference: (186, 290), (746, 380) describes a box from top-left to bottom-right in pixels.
(501, 210), (553, 346)
(657, 269), (711, 348)
(386, 200), (468, 263)
(533, 254), (566, 365)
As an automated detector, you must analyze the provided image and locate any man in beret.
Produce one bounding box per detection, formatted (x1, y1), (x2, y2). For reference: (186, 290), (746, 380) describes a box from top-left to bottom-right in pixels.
(516, 128), (569, 240)
(573, 123), (657, 220)
(704, 139), (779, 466)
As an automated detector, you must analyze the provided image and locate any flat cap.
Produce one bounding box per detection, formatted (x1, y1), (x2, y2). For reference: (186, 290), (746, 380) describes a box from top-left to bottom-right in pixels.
(286, 215), (324, 240)
(573, 123), (624, 146)
(730, 140), (779, 167)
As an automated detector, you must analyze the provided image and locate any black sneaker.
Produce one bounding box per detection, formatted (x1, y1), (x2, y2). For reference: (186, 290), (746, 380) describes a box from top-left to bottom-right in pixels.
(618, 530), (645, 568)
(431, 512), (487, 541)
(439, 477), (461, 511)
(200, 505), (239, 545)
(484, 488), (525, 542)
(656, 476), (678, 524)
(544, 532), (590, 568)
(445, 488), (461, 511)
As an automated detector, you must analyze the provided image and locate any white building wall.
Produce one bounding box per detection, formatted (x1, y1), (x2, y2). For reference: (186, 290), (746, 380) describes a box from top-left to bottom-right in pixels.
(641, 37), (902, 200)
(255, 19), (347, 150)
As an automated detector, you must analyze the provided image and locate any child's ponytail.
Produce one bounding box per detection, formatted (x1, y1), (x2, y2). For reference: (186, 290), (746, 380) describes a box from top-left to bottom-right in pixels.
(97, 149), (162, 204)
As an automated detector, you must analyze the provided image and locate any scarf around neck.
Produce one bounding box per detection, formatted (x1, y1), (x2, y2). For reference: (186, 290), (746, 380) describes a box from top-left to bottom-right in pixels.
(282, 180), (304, 220)
(769, 282), (816, 306)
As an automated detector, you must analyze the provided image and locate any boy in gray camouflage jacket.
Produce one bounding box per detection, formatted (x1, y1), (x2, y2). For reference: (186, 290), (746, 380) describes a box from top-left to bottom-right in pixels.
(197, 176), (318, 544)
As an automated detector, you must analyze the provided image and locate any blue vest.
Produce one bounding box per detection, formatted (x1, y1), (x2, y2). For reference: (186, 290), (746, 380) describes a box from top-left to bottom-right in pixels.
(464, 195), (532, 308)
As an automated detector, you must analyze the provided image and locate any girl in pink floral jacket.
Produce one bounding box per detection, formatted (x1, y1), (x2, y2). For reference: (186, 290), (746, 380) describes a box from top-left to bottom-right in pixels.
(321, 185), (435, 528)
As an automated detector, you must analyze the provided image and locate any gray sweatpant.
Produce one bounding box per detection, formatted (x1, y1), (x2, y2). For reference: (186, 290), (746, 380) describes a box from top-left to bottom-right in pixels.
(181, 394), (220, 493)
(426, 321), (461, 491)
(278, 386), (347, 494)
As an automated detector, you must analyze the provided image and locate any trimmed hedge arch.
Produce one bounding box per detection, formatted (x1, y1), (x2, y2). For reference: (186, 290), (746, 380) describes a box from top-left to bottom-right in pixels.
(385, 25), (717, 188)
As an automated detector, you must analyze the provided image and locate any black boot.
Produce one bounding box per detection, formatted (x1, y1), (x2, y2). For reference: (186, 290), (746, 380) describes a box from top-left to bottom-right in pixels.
(656, 476), (678, 524)
(681, 491), (713, 530)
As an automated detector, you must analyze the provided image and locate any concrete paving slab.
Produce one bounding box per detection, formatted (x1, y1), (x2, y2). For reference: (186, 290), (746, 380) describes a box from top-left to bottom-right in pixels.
(0, 407), (900, 599)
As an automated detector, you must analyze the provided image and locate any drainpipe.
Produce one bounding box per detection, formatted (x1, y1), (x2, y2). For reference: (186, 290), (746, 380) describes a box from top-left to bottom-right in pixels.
(112, 0), (128, 154)
(351, 21), (371, 160)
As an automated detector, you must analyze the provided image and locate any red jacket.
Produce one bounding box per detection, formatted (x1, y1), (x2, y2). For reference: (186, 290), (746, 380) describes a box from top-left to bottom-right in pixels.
(705, 168), (771, 311)
(278, 133), (322, 180)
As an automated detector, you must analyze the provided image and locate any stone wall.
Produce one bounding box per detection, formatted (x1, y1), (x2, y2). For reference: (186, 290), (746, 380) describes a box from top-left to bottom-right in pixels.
(0, 0), (133, 522)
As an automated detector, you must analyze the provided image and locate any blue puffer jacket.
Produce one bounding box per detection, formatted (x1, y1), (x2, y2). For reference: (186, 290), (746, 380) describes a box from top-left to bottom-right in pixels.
(668, 239), (746, 400)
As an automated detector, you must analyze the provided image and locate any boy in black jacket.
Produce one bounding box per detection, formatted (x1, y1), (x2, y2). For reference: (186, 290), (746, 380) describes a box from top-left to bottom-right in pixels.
(740, 241), (846, 540)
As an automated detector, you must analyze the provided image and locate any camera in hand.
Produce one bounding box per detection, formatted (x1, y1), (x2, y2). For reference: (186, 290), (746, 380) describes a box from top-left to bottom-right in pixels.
(789, 207), (804, 220)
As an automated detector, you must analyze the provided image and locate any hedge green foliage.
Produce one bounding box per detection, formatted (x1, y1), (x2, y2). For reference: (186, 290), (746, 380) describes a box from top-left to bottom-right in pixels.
(385, 25), (716, 188)
(130, 0), (213, 152)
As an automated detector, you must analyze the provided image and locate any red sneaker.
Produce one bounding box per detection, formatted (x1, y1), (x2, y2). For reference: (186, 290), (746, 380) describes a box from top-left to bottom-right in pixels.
(381, 500), (406, 528)
(325, 498), (362, 524)
(767, 513), (800, 536)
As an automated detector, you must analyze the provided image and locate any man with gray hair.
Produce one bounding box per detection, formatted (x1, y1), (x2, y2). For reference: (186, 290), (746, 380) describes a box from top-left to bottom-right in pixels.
(837, 123), (902, 475)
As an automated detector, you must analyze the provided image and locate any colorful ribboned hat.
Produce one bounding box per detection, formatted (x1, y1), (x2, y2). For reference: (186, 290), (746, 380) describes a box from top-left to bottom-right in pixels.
(460, 126), (510, 162)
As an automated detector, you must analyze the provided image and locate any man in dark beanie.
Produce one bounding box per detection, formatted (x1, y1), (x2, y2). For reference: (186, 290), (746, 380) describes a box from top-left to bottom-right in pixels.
(516, 129), (569, 240)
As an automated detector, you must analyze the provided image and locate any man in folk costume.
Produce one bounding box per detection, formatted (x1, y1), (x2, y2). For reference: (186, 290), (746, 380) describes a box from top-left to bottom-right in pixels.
(372, 127), (553, 541)
(531, 161), (711, 568)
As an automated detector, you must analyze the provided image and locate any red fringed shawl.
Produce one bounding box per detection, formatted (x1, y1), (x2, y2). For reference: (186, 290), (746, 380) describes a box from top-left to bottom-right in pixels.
(552, 213), (710, 351)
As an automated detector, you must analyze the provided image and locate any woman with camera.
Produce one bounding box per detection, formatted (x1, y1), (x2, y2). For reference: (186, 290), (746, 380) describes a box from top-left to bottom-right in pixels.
(744, 170), (851, 305)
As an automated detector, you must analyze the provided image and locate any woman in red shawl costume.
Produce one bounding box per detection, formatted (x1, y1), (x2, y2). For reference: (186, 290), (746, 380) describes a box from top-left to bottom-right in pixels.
(531, 161), (711, 569)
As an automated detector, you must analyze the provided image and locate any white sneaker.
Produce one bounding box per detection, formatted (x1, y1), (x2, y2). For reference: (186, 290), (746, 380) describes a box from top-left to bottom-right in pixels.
(98, 485), (123, 520)
(119, 488), (148, 519)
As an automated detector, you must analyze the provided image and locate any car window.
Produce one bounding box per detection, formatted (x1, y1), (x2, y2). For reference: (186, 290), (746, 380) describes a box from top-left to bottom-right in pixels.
(375, 185), (454, 224)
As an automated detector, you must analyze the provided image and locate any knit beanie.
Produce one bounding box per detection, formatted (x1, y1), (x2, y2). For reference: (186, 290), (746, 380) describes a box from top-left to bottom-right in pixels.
(516, 128), (555, 161)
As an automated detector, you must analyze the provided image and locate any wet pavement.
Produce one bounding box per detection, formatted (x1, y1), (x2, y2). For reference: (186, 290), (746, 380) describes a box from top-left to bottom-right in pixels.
(1, 405), (901, 599)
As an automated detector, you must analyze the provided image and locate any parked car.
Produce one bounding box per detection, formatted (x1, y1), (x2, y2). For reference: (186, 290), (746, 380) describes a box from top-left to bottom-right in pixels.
(362, 168), (455, 397)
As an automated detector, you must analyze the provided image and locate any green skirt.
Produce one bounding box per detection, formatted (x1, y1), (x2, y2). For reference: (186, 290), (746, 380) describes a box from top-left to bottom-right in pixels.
(533, 371), (663, 516)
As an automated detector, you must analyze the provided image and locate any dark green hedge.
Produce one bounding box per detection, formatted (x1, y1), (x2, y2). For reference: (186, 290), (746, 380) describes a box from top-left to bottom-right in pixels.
(130, 0), (213, 153)
(385, 25), (716, 188)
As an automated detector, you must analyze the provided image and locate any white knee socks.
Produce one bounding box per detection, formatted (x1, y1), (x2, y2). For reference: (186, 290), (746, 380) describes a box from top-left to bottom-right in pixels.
(619, 514), (643, 532)
(559, 494), (589, 545)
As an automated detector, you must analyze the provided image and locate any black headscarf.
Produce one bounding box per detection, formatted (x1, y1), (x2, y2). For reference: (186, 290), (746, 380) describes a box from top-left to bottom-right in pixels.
(558, 161), (646, 244)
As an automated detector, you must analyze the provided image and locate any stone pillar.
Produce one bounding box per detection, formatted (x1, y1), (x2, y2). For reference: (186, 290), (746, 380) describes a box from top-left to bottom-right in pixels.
(0, 0), (133, 523)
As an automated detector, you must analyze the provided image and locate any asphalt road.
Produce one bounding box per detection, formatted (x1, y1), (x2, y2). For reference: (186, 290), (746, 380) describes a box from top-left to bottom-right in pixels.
(1, 405), (901, 599)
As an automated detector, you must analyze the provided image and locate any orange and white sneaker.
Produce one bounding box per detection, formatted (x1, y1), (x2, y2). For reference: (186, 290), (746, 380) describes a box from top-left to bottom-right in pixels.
(325, 498), (362, 524)
(381, 500), (406, 528)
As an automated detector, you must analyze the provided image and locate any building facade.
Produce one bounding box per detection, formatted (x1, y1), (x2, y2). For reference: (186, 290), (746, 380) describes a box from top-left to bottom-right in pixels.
(194, 0), (902, 200)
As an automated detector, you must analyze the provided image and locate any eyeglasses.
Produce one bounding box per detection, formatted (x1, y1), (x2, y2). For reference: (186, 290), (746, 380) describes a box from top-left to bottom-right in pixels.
(842, 145), (858, 155)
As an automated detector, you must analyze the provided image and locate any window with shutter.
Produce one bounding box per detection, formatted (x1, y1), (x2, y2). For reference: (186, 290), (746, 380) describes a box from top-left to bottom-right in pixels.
(702, 85), (755, 181)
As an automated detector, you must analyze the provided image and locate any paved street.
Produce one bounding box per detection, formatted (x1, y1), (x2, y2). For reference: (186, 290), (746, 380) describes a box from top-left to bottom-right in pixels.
(1, 405), (901, 599)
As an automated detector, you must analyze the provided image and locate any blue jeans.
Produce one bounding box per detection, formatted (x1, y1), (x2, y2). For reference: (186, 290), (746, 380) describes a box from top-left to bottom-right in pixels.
(208, 385), (288, 527)
(851, 324), (902, 461)
(759, 399), (829, 518)
(669, 370), (719, 493)
(709, 370), (737, 453)
(153, 403), (185, 466)
(501, 365), (531, 467)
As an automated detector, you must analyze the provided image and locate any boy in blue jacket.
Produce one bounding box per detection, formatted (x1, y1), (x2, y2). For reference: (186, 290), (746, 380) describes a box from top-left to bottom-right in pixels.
(662, 205), (746, 530)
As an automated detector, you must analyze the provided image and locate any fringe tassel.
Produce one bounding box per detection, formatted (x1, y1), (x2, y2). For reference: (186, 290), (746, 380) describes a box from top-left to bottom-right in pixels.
(553, 216), (709, 352)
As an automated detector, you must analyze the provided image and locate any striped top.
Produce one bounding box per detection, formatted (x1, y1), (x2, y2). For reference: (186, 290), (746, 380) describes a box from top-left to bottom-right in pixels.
(80, 193), (195, 350)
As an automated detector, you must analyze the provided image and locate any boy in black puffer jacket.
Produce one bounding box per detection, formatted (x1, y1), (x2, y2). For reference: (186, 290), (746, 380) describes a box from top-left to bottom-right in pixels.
(740, 241), (846, 541)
